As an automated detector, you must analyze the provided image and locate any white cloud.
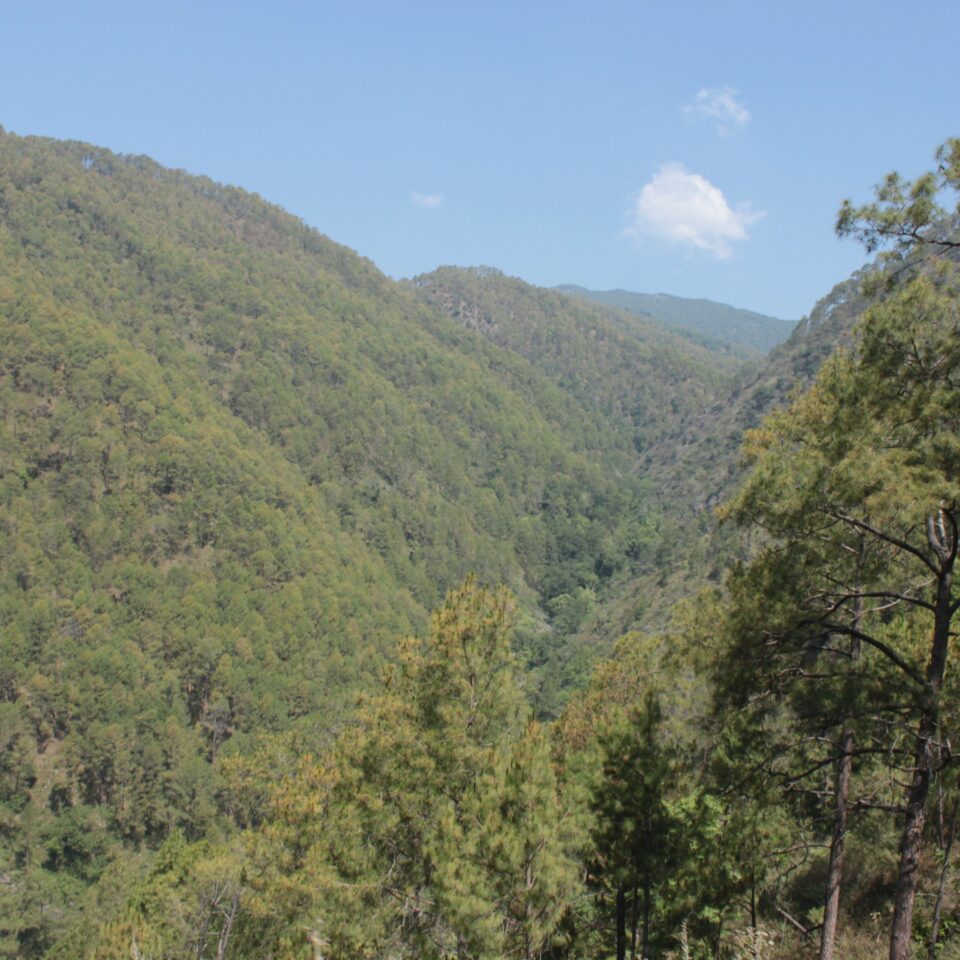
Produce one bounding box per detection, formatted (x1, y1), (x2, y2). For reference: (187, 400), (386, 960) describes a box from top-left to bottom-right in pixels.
(411, 191), (443, 208)
(625, 163), (764, 260)
(683, 85), (750, 135)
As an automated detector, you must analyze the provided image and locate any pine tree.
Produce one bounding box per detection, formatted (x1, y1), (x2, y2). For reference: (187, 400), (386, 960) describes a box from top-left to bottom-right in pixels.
(589, 694), (674, 960)
(316, 578), (582, 959)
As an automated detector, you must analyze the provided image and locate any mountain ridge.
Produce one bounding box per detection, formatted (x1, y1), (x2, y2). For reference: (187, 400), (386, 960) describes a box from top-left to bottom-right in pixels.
(556, 283), (797, 356)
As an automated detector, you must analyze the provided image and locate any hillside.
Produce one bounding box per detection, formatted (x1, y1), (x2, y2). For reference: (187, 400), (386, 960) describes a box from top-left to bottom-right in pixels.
(589, 264), (885, 640)
(3, 127), (933, 960)
(408, 266), (760, 682)
(3, 122), (955, 960)
(0, 132), (744, 952)
(557, 283), (797, 356)
(414, 264), (883, 647)
(410, 264), (866, 641)
(642, 268), (870, 514)
(411, 267), (740, 456)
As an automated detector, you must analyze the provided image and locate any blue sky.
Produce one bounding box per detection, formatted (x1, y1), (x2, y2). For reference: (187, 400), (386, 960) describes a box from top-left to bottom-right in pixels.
(3, 0), (958, 319)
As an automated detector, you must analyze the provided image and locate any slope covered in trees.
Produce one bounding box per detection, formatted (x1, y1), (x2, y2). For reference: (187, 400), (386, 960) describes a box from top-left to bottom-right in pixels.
(555, 284), (797, 357)
(410, 263), (873, 644)
(408, 265), (764, 683)
(0, 130), (742, 953)
(574, 261), (886, 643)
(4, 124), (959, 960)
(411, 266), (739, 457)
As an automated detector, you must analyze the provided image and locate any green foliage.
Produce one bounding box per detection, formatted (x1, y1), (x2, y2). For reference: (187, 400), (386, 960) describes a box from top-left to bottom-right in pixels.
(45, 832), (253, 960)
(0, 128), (733, 949)
(9, 123), (960, 960)
(836, 138), (960, 258)
(588, 695), (677, 956)
(412, 266), (737, 458)
(256, 579), (583, 960)
(411, 265), (748, 699)
(712, 139), (960, 959)
(584, 259), (883, 643)
(324, 579), (582, 959)
(553, 606), (778, 959)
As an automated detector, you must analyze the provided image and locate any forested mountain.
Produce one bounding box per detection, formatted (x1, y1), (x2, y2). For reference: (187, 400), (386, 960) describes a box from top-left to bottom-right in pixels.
(2, 126), (958, 960)
(409, 266), (758, 671)
(408, 264), (855, 637)
(410, 267), (740, 456)
(642, 267), (869, 510)
(568, 264), (886, 649)
(410, 263), (870, 641)
(0, 130), (739, 952)
(556, 284), (796, 357)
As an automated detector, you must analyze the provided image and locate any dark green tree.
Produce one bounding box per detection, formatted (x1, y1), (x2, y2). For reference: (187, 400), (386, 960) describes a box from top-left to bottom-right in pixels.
(590, 695), (674, 960)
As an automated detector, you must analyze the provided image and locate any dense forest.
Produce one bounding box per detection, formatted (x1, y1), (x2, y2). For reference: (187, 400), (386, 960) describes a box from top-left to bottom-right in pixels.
(0, 128), (958, 959)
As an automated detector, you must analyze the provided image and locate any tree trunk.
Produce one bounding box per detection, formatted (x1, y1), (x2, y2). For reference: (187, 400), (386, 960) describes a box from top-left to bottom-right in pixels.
(890, 714), (935, 960)
(821, 567), (862, 960)
(889, 547), (953, 960)
(713, 916), (724, 960)
(820, 726), (854, 960)
(216, 892), (240, 960)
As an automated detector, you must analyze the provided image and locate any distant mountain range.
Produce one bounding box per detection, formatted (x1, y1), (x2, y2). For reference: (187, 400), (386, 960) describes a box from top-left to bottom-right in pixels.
(555, 284), (797, 356)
